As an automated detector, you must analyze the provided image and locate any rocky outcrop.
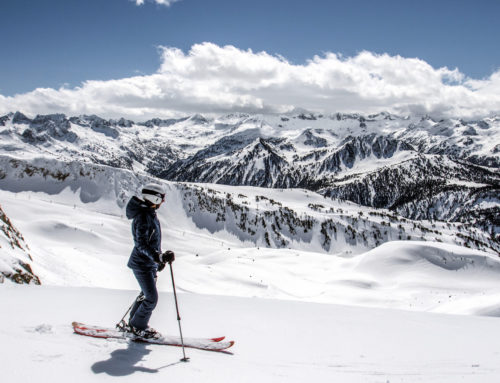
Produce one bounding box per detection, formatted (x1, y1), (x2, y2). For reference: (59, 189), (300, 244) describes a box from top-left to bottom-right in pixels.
(0, 204), (41, 285)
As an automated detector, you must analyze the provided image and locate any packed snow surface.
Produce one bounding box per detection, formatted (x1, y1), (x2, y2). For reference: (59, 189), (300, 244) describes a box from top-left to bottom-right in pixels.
(2, 285), (500, 383)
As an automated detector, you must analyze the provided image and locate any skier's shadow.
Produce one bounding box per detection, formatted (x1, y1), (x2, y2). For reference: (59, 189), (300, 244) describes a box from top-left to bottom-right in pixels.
(92, 342), (179, 376)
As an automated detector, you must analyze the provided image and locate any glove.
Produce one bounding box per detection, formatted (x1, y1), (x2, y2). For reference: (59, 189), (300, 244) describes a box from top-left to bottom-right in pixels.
(153, 251), (166, 272)
(152, 251), (161, 264)
(161, 250), (175, 264)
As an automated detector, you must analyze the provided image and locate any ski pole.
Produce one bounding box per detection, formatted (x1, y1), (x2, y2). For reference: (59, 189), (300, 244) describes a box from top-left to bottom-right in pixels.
(116, 292), (144, 330)
(169, 262), (189, 362)
(117, 277), (157, 330)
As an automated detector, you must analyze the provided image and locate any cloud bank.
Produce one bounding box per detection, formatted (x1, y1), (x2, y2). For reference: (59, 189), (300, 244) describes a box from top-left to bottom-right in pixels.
(1, 42), (500, 119)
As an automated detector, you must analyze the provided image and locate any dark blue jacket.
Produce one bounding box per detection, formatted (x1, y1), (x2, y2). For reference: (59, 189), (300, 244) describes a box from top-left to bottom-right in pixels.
(126, 196), (162, 271)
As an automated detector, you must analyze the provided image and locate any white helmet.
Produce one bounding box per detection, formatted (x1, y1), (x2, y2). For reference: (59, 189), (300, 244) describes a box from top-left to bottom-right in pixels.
(141, 183), (166, 205)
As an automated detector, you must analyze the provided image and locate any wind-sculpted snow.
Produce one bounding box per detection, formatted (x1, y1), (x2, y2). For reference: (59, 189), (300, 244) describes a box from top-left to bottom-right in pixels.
(357, 241), (500, 274)
(0, 155), (146, 207)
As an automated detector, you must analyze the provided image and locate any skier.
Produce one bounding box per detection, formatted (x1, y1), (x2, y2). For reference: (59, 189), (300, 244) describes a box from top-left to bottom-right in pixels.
(124, 182), (175, 339)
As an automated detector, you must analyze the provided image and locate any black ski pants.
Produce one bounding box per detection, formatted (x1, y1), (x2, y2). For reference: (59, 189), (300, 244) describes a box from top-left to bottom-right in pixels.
(129, 269), (158, 330)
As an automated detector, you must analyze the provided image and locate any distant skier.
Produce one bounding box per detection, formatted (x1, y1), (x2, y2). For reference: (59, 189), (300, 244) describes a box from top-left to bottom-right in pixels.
(124, 182), (175, 339)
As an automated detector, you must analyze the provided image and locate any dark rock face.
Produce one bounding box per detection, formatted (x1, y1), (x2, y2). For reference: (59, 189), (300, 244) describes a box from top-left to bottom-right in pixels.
(140, 117), (189, 127)
(113, 118), (134, 128)
(0, 113), (12, 126)
(21, 114), (77, 143)
(12, 111), (32, 125)
(319, 156), (499, 239)
(300, 129), (328, 148)
(160, 133), (419, 189)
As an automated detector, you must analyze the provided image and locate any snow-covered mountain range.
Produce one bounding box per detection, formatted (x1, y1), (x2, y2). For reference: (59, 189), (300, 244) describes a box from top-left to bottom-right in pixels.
(1, 110), (498, 244)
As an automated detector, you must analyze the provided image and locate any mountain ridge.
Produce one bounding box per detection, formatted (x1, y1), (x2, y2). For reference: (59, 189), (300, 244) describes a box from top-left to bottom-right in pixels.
(1, 110), (498, 248)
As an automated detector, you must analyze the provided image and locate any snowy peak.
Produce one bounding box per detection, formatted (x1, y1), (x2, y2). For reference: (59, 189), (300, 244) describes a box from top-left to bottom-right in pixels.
(69, 115), (120, 138)
(188, 113), (210, 124)
(11, 111), (31, 124)
(141, 116), (189, 128)
(15, 113), (77, 143)
(294, 129), (329, 148)
(399, 117), (500, 167)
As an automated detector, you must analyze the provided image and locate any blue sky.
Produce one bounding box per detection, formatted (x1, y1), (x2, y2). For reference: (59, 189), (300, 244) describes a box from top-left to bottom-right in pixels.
(1, 0), (500, 119)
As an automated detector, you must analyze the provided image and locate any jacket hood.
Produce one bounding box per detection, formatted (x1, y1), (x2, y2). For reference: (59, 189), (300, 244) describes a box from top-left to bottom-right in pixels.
(126, 196), (151, 219)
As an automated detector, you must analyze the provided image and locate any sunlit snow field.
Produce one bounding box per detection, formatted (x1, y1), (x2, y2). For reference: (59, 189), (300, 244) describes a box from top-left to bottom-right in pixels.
(1, 186), (500, 382)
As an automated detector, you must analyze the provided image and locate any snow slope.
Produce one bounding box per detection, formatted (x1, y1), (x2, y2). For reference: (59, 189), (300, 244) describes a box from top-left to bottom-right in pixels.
(2, 285), (500, 383)
(1, 168), (500, 382)
(1, 185), (500, 317)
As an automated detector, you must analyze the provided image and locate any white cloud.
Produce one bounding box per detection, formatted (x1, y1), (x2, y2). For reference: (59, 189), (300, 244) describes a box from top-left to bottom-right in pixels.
(1, 42), (500, 120)
(134, 0), (180, 7)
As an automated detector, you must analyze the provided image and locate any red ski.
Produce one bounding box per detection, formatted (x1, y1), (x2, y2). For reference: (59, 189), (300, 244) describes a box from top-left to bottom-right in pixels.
(72, 322), (234, 352)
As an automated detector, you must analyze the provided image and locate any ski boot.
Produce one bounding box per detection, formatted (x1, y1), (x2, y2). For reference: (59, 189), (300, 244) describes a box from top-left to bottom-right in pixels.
(130, 325), (162, 340)
(116, 320), (131, 333)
